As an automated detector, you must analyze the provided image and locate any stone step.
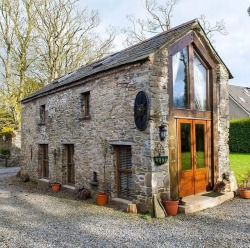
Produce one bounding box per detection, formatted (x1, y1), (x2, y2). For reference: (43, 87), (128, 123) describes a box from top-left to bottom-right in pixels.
(178, 191), (235, 214)
(111, 198), (133, 211)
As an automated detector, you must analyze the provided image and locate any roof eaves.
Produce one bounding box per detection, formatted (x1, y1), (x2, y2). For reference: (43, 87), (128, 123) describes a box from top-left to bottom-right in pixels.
(21, 54), (150, 103)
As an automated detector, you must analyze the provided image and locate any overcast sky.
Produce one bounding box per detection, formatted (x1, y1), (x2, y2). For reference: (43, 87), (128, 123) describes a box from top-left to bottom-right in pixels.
(83, 0), (250, 87)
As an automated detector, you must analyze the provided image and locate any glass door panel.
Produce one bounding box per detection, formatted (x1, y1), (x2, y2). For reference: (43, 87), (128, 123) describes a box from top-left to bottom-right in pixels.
(181, 123), (192, 171)
(195, 124), (205, 169)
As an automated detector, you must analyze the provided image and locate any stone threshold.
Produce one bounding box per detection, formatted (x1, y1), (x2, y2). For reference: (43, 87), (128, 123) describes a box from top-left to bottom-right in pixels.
(111, 197), (133, 210)
(38, 179), (76, 192)
(62, 185), (75, 192)
(178, 191), (235, 214)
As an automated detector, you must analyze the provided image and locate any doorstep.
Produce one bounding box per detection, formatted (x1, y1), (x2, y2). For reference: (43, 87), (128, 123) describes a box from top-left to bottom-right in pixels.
(111, 198), (133, 210)
(178, 191), (235, 214)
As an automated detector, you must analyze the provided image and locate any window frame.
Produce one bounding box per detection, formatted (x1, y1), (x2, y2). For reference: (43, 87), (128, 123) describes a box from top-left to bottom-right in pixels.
(116, 146), (133, 200)
(169, 32), (216, 118)
(80, 91), (90, 119)
(39, 104), (46, 124)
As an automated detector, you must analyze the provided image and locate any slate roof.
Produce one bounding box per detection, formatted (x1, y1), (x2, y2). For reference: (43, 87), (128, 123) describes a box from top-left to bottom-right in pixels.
(228, 85), (250, 115)
(22, 19), (231, 103)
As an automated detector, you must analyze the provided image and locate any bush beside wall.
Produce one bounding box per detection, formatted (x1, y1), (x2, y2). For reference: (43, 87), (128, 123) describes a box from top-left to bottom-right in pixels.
(229, 118), (250, 153)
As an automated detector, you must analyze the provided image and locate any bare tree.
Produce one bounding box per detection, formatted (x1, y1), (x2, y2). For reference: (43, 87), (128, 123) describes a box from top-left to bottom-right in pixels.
(0, 0), (40, 127)
(0, 0), (18, 126)
(122, 0), (228, 46)
(0, 0), (117, 127)
(199, 15), (228, 43)
(34, 0), (117, 82)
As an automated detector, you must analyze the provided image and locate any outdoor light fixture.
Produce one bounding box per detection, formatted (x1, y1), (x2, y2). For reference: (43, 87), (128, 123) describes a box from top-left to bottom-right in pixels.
(93, 171), (98, 182)
(248, 6), (250, 16)
(159, 124), (167, 141)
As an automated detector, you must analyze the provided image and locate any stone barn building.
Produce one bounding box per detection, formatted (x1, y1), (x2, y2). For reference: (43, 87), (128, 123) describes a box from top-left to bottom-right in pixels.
(21, 19), (236, 213)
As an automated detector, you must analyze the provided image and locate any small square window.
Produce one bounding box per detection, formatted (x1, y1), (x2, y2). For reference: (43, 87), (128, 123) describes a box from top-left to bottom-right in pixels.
(80, 92), (90, 117)
(40, 105), (45, 123)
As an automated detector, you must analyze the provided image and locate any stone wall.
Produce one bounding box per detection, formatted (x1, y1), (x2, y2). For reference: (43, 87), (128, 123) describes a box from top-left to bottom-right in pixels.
(0, 131), (21, 167)
(217, 64), (231, 177)
(149, 48), (170, 197)
(21, 38), (234, 213)
(21, 60), (163, 210)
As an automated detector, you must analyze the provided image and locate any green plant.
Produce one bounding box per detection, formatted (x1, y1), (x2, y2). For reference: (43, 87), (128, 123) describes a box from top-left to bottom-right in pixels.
(141, 213), (151, 220)
(171, 192), (179, 201)
(0, 126), (14, 139)
(0, 148), (10, 155)
(238, 170), (250, 190)
(229, 118), (250, 153)
(230, 153), (250, 182)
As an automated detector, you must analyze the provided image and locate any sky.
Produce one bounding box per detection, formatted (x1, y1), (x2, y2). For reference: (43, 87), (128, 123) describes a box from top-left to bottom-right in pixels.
(83, 0), (250, 87)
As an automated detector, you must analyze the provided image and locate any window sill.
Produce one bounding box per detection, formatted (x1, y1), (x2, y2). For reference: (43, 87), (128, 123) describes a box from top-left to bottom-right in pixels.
(79, 115), (91, 120)
(39, 178), (49, 182)
(37, 122), (46, 126)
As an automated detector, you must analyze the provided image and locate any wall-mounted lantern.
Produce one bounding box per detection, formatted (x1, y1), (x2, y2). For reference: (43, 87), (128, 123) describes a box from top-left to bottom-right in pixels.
(153, 143), (168, 166)
(248, 6), (250, 16)
(93, 171), (98, 182)
(159, 124), (167, 141)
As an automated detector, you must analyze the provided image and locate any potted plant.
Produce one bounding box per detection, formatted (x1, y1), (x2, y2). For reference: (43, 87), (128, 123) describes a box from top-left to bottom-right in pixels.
(238, 170), (250, 199)
(51, 182), (61, 192)
(162, 193), (179, 216)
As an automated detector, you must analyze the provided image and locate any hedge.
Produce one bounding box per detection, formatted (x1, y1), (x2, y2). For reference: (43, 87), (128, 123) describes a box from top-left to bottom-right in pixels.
(229, 117), (250, 153)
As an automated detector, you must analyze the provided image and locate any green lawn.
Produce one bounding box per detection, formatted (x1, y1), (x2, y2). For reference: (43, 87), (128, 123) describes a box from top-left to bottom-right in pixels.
(229, 152), (250, 183)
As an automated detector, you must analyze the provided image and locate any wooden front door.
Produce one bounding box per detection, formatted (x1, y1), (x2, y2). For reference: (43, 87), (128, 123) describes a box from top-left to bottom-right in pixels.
(66, 144), (75, 185)
(38, 144), (49, 179)
(178, 119), (209, 197)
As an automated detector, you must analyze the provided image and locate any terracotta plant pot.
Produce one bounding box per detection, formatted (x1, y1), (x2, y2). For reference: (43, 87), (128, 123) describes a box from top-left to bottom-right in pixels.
(163, 200), (179, 216)
(239, 189), (250, 199)
(51, 183), (61, 192)
(96, 192), (108, 206)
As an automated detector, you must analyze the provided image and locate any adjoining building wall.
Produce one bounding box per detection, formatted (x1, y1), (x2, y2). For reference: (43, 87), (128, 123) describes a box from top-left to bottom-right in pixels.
(229, 98), (249, 120)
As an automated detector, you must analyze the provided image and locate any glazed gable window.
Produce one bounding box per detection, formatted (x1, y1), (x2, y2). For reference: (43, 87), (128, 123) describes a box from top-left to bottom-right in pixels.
(80, 91), (90, 117)
(172, 45), (210, 111)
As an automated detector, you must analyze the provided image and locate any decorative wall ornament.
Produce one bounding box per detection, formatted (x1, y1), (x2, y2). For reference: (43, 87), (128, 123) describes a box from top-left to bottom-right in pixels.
(153, 143), (168, 166)
(134, 91), (150, 131)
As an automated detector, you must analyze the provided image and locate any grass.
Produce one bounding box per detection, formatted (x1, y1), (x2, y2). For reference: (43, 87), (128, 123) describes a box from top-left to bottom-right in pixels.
(229, 152), (250, 183)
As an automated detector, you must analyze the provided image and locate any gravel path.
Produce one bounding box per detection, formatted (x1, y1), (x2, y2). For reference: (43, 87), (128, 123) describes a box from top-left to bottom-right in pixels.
(0, 168), (249, 248)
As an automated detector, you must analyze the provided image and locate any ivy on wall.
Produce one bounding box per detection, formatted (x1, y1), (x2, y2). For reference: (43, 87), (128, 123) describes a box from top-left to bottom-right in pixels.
(229, 118), (250, 153)
(0, 127), (14, 139)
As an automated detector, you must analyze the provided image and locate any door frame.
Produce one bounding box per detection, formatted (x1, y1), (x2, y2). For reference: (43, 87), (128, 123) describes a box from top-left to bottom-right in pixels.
(177, 118), (211, 197)
(167, 32), (218, 199)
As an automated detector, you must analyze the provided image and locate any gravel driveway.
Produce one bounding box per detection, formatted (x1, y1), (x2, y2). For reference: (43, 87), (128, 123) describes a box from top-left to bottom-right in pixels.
(0, 168), (249, 248)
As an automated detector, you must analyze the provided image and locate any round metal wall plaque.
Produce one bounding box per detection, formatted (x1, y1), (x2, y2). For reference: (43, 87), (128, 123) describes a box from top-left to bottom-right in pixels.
(134, 91), (150, 131)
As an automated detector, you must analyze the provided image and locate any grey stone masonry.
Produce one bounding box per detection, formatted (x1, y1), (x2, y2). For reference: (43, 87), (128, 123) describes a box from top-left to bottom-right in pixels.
(21, 20), (236, 213)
